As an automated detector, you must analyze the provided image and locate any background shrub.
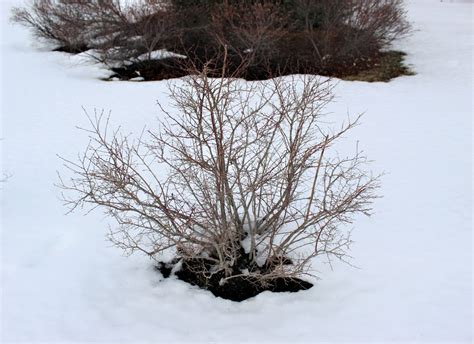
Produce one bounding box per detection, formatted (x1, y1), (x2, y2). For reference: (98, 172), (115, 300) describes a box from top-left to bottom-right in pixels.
(12, 0), (411, 79)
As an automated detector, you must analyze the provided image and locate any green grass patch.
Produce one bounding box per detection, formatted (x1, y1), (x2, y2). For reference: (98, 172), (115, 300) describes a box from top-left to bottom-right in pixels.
(342, 51), (414, 82)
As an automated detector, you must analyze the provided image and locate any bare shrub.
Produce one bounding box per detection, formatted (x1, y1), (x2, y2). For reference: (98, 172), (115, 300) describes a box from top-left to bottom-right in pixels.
(289, 0), (411, 71)
(11, 0), (91, 52)
(207, 2), (287, 67)
(59, 61), (379, 282)
(90, 1), (179, 68)
(11, 0), (176, 65)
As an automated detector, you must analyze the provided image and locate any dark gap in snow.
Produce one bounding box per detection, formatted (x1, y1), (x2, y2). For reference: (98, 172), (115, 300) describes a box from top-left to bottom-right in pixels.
(53, 45), (89, 54)
(156, 257), (313, 302)
(109, 58), (189, 81)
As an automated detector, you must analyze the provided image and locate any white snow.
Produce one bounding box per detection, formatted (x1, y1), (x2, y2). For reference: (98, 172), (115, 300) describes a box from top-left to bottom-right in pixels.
(1, 0), (472, 342)
(134, 49), (187, 62)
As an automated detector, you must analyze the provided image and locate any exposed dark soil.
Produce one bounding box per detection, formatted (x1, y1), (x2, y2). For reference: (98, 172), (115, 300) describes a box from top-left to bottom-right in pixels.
(53, 44), (89, 54)
(109, 58), (190, 81)
(106, 50), (412, 83)
(156, 257), (313, 302)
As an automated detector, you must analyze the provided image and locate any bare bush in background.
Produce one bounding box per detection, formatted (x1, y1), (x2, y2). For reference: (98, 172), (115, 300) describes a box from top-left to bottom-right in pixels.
(59, 60), (379, 282)
(12, 0), (411, 80)
(208, 2), (286, 68)
(11, 0), (176, 66)
(11, 0), (91, 52)
(285, 0), (411, 73)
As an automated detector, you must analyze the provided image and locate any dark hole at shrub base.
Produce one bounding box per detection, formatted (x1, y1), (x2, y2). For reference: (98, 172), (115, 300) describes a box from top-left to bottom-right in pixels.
(53, 44), (89, 54)
(156, 257), (313, 302)
(109, 58), (190, 81)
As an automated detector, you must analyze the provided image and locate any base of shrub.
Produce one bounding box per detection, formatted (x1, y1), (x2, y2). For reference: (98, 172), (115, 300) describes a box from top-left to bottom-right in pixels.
(156, 257), (313, 302)
(106, 50), (412, 83)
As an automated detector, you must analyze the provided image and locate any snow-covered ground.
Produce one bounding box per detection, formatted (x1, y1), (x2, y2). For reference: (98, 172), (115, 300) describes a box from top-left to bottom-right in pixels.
(1, 0), (472, 342)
